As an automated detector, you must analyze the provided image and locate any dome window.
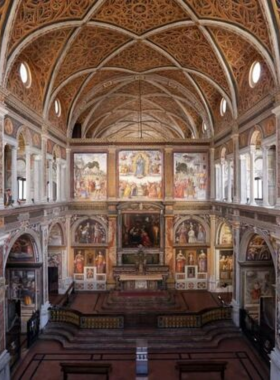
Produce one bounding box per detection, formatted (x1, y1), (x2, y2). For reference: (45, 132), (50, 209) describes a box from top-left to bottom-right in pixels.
(220, 98), (227, 117)
(249, 61), (261, 88)
(19, 62), (32, 88)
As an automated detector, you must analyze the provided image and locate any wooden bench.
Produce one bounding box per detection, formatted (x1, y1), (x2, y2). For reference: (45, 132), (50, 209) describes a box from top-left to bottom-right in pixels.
(176, 360), (227, 380)
(60, 362), (112, 380)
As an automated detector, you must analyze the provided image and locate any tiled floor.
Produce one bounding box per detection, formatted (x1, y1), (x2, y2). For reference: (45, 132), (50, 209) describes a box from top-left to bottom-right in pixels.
(12, 336), (269, 380)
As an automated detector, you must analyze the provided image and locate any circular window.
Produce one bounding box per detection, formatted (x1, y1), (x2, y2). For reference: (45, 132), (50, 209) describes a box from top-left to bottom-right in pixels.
(19, 62), (31, 88)
(220, 98), (227, 116)
(249, 61), (261, 88)
(54, 99), (61, 117)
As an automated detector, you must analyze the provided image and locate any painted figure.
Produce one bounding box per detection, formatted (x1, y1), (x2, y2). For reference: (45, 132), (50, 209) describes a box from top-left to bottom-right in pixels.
(135, 154), (145, 177)
(74, 251), (84, 273)
(95, 251), (105, 273)
(198, 250), (207, 272)
(176, 250), (186, 273)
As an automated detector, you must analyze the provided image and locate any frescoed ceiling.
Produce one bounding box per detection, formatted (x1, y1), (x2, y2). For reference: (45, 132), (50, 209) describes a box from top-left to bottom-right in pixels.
(0, 0), (279, 139)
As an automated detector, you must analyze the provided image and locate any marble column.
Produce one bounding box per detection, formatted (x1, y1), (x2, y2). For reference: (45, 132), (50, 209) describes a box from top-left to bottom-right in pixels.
(11, 145), (17, 203)
(33, 155), (41, 203)
(249, 147), (257, 206)
(41, 132), (48, 202)
(272, 104), (280, 208)
(40, 224), (50, 329)
(227, 160), (232, 203)
(232, 133), (240, 204)
(48, 159), (53, 201)
(231, 220), (241, 326)
(65, 147), (71, 201)
(108, 211), (117, 289)
(240, 155), (247, 204)
(210, 146), (215, 201)
(270, 234), (280, 380)
(221, 160), (225, 201)
(25, 145), (31, 204)
(215, 164), (221, 200)
(262, 145), (270, 207)
(0, 105), (8, 209)
(165, 148), (173, 200)
(208, 214), (216, 291)
(108, 148), (116, 200)
(56, 159), (61, 202)
(61, 164), (66, 201)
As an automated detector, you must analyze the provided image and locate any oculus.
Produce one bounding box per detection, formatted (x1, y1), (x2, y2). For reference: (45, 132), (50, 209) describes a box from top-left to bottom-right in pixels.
(19, 62), (32, 88)
(249, 61), (261, 88)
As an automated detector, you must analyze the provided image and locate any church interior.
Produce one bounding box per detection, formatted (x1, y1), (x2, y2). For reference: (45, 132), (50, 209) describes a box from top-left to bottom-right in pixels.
(0, 1), (280, 379)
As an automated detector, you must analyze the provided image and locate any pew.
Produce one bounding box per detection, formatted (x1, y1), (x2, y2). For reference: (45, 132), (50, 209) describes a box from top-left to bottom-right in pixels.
(176, 360), (227, 380)
(60, 362), (112, 380)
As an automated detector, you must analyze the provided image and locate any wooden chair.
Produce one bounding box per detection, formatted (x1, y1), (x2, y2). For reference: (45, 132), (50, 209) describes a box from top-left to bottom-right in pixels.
(176, 360), (227, 380)
(60, 362), (112, 380)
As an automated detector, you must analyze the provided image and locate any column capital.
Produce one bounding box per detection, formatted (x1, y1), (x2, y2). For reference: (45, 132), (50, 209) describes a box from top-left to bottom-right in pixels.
(231, 133), (239, 141)
(272, 104), (280, 117)
(0, 103), (8, 118)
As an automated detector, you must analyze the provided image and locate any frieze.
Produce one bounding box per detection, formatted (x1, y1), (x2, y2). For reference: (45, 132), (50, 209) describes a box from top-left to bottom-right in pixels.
(69, 203), (107, 211)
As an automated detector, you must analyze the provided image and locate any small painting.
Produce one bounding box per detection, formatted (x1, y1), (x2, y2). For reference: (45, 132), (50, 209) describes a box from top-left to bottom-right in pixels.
(74, 153), (107, 200)
(245, 269), (275, 307)
(75, 219), (106, 245)
(8, 235), (35, 262)
(118, 150), (163, 199)
(175, 219), (206, 245)
(9, 270), (36, 306)
(246, 235), (271, 261)
(174, 152), (208, 200)
(186, 266), (197, 279)
(74, 274), (84, 281)
(85, 267), (95, 280)
(122, 213), (160, 248)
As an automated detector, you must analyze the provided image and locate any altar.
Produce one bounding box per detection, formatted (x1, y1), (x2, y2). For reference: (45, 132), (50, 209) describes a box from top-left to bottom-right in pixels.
(118, 274), (163, 291)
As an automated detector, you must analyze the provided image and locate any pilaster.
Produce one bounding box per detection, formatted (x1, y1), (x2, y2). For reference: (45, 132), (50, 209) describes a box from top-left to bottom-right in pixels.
(164, 147), (173, 200)
(65, 147), (71, 201)
(208, 214), (216, 291)
(210, 146), (215, 201)
(25, 145), (31, 204)
(249, 146), (257, 206)
(41, 131), (48, 202)
(0, 104), (8, 209)
(231, 220), (241, 327)
(272, 104), (280, 208)
(108, 147), (116, 199)
(232, 133), (240, 203)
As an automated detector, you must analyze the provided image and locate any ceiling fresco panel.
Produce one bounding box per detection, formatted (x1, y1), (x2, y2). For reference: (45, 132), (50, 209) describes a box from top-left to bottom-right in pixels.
(92, 0), (191, 35)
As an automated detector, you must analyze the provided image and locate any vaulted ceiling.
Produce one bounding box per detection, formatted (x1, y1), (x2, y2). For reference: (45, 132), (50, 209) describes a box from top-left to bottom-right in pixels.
(1, 0), (280, 140)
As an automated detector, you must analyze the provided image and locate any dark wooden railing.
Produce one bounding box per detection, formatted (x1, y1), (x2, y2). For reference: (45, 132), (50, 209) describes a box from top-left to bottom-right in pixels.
(240, 308), (274, 365)
(55, 282), (75, 307)
(27, 310), (40, 348)
(158, 306), (232, 328)
(49, 308), (124, 329)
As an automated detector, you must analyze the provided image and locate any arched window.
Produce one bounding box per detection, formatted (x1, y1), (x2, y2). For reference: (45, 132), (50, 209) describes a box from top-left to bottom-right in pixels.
(249, 61), (261, 88)
(19, 62), (32, 88)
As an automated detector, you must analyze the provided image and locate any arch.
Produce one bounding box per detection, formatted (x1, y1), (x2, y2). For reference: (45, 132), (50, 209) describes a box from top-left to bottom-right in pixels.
(173, 215), (210, 244)
(72, 216), (108, 245)
(4, 229), (42, 269)
(16, 125), (32, 147)
(48, 221), (66, 246)
(249, 126), (264, 146)
(239, 228), (276, 269)
(216, 220), (233, 246)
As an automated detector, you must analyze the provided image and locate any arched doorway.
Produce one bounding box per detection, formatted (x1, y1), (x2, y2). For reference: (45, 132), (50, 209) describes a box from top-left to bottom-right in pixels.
(4, 233), (42, 367)
(240, 233), (276, 358)
(215, 222), (233, 297)
(47, 223), (65, 297)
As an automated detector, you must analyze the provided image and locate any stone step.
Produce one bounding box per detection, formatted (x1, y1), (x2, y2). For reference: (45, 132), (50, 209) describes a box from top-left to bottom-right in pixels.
(41, 321), (242, 351)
